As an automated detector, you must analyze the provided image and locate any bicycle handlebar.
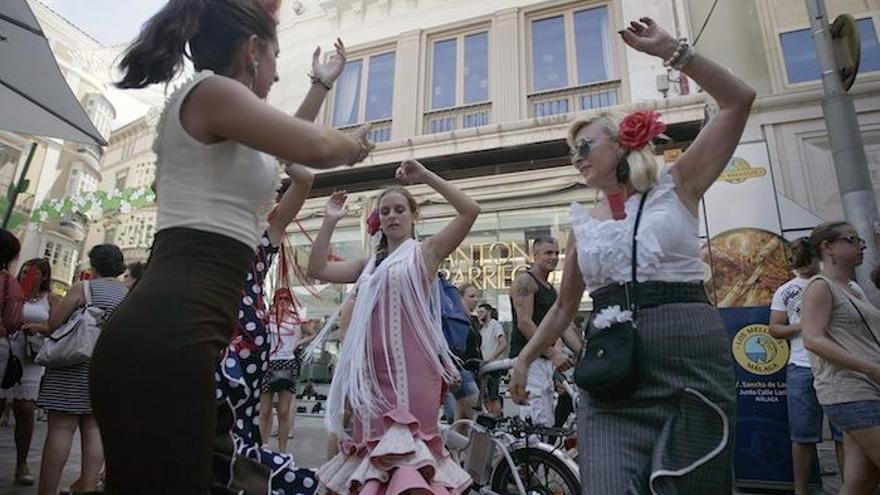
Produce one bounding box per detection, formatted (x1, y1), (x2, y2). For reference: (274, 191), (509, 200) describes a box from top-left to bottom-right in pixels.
(478, 358), (517, 378)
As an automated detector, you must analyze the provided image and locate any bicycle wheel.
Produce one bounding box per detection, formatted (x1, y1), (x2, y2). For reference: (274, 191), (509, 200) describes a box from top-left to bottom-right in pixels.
(489, 447), (580, 495)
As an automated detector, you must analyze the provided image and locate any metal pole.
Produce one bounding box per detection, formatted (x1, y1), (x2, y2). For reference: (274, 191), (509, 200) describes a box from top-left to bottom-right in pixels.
(806, 0), (880, 304)
(2, 142), (37, 229)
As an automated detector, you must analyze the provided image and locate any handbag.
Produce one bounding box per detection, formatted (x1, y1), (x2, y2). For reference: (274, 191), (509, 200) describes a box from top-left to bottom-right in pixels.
(34, 280), (106, 369)
(1, 337), (23, 389)
(574, 189), (651, 400)
(1, 274), (23, 389)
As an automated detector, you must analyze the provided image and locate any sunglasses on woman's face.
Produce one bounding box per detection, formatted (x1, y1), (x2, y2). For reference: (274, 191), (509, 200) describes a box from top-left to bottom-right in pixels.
(569, 139), (593, 160)
(836, 235), (865, 246)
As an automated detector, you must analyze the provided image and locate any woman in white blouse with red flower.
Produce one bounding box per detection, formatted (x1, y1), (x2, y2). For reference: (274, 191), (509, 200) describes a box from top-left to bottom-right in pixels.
(511, 17), (755, 495)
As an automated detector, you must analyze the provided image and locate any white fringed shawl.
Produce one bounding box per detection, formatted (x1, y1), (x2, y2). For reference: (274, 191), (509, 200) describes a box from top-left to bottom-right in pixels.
(307, 239), (459, 439)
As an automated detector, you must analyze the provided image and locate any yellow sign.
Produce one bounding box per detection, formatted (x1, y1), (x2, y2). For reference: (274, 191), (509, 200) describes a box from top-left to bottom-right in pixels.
(731, 324), (789, 375)
(719, 157), (767, 184)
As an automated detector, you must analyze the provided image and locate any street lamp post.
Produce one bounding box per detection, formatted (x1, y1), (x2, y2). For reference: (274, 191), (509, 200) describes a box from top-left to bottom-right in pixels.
(2, 142), (37, 230)
(806, 0), (880, 304)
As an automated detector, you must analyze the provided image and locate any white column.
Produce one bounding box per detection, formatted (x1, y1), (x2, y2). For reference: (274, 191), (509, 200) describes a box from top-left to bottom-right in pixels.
(490, 8), (522, 125)
(391, 29), (422, 139)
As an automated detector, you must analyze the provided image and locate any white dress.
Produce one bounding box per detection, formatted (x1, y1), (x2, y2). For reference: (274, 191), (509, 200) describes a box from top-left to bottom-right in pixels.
(0, 293), (49, 401)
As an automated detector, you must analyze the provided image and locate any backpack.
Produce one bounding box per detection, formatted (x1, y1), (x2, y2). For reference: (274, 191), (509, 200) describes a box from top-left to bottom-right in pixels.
(438, 276), (472, 358)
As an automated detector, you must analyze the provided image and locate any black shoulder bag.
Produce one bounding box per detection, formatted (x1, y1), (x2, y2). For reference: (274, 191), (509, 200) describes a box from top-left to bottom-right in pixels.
(574, 190), (650, 401)
(1, 274), (23, 390)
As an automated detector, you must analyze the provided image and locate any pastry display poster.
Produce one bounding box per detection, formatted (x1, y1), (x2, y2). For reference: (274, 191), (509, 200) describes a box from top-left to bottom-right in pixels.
(699, 141), (790, 308)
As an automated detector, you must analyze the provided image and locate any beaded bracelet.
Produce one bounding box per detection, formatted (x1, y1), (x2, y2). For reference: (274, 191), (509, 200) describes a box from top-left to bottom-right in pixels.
(663, 39), (694, 71)
(309, 73), (332, 91)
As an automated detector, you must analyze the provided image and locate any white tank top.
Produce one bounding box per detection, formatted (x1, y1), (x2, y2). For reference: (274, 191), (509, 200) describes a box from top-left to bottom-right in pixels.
(153, 70), (278, 250)
(570, 168), (706, 292)
(23, 293), (50, 324)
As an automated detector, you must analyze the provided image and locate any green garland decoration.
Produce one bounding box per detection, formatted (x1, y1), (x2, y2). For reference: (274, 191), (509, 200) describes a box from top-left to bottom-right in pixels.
(30, 186), (156, 224)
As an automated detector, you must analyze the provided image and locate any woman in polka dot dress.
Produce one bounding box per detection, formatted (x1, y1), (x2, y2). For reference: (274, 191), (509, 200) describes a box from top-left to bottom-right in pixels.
(214, 165), (318, 494)
(212, 38), (350, 495)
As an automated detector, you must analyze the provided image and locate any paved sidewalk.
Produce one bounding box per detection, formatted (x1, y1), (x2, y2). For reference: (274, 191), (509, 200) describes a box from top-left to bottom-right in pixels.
(0, 414), (330, 495)
(0, 413), (856, 495)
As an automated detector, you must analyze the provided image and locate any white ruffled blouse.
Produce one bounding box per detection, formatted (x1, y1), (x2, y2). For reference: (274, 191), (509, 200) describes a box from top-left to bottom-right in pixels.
(570, 168), (706, 292)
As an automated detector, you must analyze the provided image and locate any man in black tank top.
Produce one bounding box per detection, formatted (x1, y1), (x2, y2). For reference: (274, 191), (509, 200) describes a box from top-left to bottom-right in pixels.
(509, 237), (581, 426)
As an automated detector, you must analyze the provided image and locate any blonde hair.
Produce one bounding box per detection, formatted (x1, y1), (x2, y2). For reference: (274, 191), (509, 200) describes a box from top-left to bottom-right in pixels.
(567, 113), (659, 193)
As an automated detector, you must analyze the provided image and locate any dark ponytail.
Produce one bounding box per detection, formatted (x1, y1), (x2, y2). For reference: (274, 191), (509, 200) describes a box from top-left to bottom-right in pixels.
(116, 0), (276, 89)
(788, 236), (815, 270)
(375, 232), (388, 268)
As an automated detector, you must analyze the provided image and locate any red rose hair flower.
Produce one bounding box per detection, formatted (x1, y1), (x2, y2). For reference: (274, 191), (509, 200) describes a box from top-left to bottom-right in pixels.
(618, 110), (666, 151)
(366, 209), (381, 236)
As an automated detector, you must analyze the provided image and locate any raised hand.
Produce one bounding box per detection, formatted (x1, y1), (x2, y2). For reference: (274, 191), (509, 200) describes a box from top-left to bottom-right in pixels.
(312, 38), (347, 86)
(325, 190), (348, 220)
(394, 159), (430, 185)
(618, 17), (679, 60)
(348, 123), (374, 166)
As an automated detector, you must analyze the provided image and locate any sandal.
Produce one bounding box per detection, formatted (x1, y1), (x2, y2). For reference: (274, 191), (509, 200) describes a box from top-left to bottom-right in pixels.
(14, 466), (35, 486)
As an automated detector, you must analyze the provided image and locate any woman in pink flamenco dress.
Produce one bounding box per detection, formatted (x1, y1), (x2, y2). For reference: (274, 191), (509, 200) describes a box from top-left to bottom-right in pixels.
(307, 159), (480, 495)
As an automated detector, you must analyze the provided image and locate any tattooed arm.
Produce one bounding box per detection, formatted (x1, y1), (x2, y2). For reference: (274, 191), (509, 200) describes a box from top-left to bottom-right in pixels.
(510, 272), (567, 363)
(510, 273), (538, 340)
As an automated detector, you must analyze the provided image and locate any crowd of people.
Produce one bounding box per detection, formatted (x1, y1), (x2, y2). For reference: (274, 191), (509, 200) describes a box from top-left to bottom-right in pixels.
(1, 1), (880, 495)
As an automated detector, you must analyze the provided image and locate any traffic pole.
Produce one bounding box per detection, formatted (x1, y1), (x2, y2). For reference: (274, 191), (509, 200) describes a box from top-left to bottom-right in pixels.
(2, 142), (37, 230)
(806, 0), (880, 304)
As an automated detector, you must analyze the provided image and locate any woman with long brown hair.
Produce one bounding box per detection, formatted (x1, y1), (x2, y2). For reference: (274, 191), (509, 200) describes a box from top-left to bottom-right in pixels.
(0, 258), (59, 487)
(89, 0), (372, 492)
(308, 159), (480, 494)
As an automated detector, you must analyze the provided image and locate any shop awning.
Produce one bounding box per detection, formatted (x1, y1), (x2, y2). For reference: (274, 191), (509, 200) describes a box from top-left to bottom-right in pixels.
(0, 1), (107, 145)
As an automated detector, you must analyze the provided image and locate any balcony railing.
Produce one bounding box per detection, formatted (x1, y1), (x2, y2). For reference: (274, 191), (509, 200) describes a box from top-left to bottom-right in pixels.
(527, 80), (621, 118)
(57, 212), (88, 242)
(423, 102), (492, 134)
(338, 119), (392, 144)
(77, 143), (103, 161)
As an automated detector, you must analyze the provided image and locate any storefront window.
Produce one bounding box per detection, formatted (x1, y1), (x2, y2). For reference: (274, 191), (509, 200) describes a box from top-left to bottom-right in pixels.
(274, 205), (596, 328)
(426, 207), (571, 322)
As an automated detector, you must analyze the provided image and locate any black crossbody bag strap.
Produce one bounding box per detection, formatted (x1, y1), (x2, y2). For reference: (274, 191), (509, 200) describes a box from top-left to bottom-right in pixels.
(846, 297), (880, 349)
(629, 189), (651, 321)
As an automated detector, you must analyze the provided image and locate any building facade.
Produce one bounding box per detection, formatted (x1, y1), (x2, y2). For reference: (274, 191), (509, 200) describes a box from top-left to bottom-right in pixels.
(55, 0), (880, 312)
(81, 111), (160, 265)
(261, 0), (880, 319)
(3, 1), (116, 293)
